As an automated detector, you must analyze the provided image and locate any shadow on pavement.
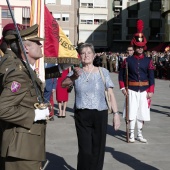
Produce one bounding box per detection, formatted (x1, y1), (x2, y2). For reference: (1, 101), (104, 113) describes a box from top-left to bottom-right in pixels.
(150, 108), (170, 117)
(105, 147), (159, 170)
(107, 120), (127, 142)
(44, 152), (76, 170)
(152, 104), (170, 110)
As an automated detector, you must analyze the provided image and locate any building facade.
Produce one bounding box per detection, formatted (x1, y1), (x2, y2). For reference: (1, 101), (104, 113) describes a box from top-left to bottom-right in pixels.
(108, 0), (165, 52)
(0, 0), (30, 37)
(78, 0), (109, 51)
(0, 0), (168, 52)
(77, 0), (165, 52)
(45, 0), (78, 46)
(161, 0), (170, 42)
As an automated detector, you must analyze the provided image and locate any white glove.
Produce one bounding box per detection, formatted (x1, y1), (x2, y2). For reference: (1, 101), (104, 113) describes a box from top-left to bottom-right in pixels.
(34, 108), (50, 122)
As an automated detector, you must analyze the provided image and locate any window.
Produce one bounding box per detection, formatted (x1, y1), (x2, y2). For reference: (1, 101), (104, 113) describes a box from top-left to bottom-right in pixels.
(126, 19), (138, 27)
(53, 14), (61, 21)
(114, 8), (121, 18)
(94, 15), (107, 25)
(2, 9), (14, 18)
(150, 28), (160, 36)
(113, 25), (122, 40)
(80, 3), (93, 8)
(61, 0), (71, 5)
(45, 0), (55, 4)
(80, 14), (93, 24)
(128, 27), (136, 34)
(22, 7), (30, 25)
(93, 0), (107, 8)
(150, 19), (162, 28)
(62, 14), (69, 21)
(128, 10), (138, 18)
(149, 28), (160, 40)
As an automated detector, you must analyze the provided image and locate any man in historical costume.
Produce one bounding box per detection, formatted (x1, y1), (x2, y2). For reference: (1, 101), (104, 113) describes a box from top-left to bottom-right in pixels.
(0, 24), (50, 170)
(119, 20), (155, 143)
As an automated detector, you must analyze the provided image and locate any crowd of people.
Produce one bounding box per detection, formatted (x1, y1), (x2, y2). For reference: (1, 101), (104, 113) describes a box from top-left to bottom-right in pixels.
(94, 47), (170, 80)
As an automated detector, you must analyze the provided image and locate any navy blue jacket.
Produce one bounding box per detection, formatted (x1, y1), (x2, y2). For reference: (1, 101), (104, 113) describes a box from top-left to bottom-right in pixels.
(118, 55), (155, 92)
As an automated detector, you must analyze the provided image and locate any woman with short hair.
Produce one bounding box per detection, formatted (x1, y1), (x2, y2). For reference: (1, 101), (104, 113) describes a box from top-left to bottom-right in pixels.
(62, 43), (120, 170)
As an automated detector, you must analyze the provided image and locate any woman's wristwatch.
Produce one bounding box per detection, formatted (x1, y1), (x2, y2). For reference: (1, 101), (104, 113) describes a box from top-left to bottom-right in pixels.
(113, 111), (119, 115)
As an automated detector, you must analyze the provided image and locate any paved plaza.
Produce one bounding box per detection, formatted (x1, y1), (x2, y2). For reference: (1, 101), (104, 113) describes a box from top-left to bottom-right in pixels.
(45, 73), (170, 170)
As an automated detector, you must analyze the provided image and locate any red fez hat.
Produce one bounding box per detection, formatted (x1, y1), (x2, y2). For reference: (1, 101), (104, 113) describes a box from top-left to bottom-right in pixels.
(131, 20), (147, 50)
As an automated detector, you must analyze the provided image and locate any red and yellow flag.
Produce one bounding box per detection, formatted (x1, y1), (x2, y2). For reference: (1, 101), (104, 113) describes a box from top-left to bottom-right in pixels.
(44, 5), (80, 65)
(30, 2), (80, 80)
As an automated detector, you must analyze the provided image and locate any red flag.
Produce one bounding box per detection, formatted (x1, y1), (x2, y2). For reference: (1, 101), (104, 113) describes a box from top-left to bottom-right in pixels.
(44, 6), (59, 59)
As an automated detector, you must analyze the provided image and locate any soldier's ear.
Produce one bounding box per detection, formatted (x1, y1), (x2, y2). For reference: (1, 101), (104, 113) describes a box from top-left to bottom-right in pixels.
(23, 45), (29, 53)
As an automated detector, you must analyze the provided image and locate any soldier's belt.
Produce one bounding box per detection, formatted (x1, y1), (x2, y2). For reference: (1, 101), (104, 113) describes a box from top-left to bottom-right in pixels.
(128, 81), (149, 86)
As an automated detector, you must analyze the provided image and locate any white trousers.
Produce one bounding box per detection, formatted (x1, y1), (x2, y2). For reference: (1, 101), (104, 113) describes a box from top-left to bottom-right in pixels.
(123, 89), (150, 121)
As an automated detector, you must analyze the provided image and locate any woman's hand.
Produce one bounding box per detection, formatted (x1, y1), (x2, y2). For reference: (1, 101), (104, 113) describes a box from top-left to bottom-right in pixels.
(73, 67), (82, 78)
(113, 114), (121, 131)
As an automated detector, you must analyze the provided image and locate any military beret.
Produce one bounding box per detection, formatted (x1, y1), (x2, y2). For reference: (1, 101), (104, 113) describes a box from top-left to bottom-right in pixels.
(2, 23), (23, 37)
(4, 24), (44, 41)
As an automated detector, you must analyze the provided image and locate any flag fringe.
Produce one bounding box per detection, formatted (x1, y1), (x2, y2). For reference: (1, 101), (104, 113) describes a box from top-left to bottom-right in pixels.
(44, 57), (80, 64)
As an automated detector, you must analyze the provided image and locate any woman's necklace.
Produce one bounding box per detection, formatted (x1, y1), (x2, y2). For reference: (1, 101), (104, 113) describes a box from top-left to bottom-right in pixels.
(83, 66), (94, 82)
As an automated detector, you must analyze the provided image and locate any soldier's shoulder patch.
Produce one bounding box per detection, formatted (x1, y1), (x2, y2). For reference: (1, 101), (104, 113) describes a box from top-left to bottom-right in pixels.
(11, 81), (21, 93)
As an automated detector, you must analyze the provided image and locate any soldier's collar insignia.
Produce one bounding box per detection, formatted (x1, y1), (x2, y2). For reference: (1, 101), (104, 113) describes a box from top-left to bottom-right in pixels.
(11, 81), (21, 93)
